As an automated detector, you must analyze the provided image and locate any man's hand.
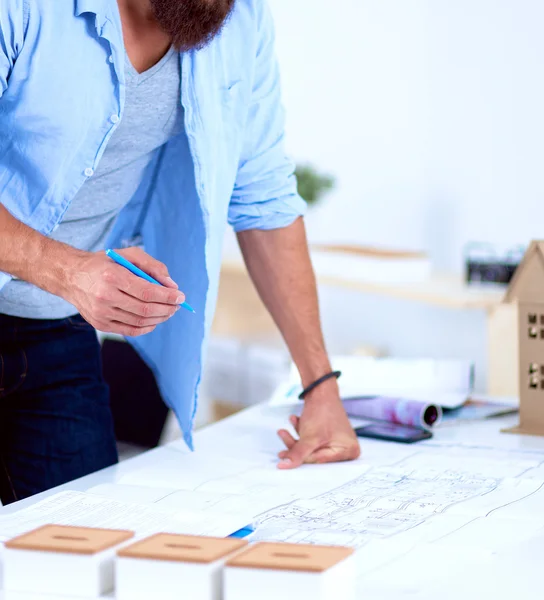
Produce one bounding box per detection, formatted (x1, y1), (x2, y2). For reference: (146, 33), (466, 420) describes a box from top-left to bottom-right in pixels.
(276, 382), (361, 469)
(62, 247), (185, 336)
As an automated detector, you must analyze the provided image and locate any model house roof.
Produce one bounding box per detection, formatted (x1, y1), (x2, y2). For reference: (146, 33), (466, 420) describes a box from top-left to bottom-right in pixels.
(505, 241), (544, 304)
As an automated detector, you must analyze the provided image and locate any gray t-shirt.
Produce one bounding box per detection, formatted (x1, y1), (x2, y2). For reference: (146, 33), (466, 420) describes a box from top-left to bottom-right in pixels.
(0, 47), (183, 319)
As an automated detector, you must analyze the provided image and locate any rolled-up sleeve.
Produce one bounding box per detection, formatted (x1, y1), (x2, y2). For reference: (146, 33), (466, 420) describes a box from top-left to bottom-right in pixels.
(228, 0), (307, 233)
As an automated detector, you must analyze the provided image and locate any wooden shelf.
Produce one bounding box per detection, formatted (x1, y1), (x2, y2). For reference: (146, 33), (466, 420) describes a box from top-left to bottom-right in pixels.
(216, 259), (517, 397)
(220, 260), (506, 312)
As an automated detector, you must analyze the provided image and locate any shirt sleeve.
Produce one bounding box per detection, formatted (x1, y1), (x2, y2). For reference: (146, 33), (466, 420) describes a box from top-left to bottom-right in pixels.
(0, 0), (25, 97)
(228, 0), (307, 233)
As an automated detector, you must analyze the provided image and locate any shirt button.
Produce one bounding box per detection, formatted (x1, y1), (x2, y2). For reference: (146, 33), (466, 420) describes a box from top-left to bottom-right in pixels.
(110, 114), (120, 124)
(84, 168), (94, 177)
(109, 55), (114, 63)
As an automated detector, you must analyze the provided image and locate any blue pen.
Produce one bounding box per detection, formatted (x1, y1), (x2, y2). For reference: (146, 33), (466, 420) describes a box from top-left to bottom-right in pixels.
(105, 249), (195, 314)
(228, 525), (255, 539)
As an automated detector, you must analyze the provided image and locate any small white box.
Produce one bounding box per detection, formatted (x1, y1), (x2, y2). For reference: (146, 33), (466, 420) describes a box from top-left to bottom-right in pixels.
(116, 533), (248, 600)
(224, 542), (356, 600)
(4, 524), (134, 597)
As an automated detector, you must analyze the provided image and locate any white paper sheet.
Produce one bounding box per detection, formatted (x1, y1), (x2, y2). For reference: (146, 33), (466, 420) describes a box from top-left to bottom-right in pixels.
(89, 484), (293, 518)
(356, 543), (495, 600)
(250, 449), (544, 550)
(486, 478), (544, 519)
(119, 452), (369, 505)
(358, 529), (544, 600)
(84, 451), (371, 532)
(88, 484), (177, 504)
(432, 515), (544, 551)
(0, 491), (249, 542)
(394, 446), (544, 478)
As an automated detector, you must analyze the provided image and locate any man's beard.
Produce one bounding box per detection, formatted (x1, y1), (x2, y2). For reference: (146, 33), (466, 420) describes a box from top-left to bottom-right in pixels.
(150, 0), (236, 52)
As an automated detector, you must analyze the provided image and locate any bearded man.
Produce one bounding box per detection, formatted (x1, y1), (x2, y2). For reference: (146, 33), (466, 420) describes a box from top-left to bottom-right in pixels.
(0, 0), (360, 505)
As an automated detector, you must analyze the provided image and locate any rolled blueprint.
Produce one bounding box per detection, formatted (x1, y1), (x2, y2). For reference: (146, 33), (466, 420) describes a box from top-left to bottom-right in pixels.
(343, 396), (442, 430)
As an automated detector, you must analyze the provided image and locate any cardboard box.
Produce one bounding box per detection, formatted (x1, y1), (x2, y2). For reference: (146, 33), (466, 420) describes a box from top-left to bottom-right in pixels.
(116, 533), (248, 600)
(4, 525), (133, 597)
(224, 542), (356, 600)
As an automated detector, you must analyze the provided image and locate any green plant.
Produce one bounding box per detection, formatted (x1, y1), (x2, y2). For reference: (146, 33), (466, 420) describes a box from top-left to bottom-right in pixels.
(295, 164), (335, 206)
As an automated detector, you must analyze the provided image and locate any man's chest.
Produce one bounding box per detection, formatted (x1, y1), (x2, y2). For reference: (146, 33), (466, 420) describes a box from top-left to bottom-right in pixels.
(6, 11), (247, 154)
(62, 48), (184, 223)
(0, 0), (256, 233)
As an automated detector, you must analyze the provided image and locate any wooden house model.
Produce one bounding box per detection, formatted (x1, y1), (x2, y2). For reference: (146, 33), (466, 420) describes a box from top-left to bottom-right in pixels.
(504, 241), (544, 436)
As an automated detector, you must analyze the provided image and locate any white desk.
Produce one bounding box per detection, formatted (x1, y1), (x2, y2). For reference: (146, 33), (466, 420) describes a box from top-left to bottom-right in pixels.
(1, 404), (543, 600)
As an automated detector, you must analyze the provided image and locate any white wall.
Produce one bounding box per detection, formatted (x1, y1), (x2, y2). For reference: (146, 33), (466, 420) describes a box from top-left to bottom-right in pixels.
(224, 0), (544, 391)
(269, 0), (543, 267)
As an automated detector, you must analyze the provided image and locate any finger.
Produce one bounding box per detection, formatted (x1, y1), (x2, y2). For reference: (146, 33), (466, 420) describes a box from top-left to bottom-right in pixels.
(120, 248), (178, 289)
(277, 429), (297, 450)
(110, 307), (177, 328)
(109, 322), (157, 337)
(278, 440), (316, 470)
(289, 415), (300, 434)
(119, 275), (185, 306)
(114, 291), (178, 319)
(278, 450), (289, 460)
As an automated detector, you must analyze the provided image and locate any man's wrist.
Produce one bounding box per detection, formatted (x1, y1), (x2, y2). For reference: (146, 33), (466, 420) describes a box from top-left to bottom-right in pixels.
(34, 238), (86, 299)
(298, 361), (335, 389)
(301, 376), (341, 403)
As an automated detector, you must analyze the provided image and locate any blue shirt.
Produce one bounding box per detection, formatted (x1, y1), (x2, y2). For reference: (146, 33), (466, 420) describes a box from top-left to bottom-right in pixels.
(0, 0), (306, 449)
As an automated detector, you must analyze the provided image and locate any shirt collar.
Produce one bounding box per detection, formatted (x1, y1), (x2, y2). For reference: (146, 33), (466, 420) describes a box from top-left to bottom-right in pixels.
(75, 0), (109, 22)
(75, 0), (122, 43)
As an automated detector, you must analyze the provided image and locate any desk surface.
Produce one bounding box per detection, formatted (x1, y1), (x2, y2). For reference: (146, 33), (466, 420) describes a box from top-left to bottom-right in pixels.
(1, 404), (543, 600)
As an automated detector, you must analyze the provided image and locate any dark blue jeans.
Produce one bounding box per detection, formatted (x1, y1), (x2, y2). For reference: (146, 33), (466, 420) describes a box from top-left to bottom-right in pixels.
(0, 313), (118, 505)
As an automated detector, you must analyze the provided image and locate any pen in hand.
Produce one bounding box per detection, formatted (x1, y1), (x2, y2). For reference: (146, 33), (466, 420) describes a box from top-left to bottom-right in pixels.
(105, 249), (195, 314)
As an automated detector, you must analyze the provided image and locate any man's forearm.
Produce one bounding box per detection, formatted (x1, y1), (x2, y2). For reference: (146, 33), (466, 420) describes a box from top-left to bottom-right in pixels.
(237, 217), (332, 387)
(0, 204), (81, 296)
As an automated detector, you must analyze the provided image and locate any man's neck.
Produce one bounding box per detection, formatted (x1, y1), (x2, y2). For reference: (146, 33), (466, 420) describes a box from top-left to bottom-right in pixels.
(118, 0), (155, 20)
(117, 0), (172, 74)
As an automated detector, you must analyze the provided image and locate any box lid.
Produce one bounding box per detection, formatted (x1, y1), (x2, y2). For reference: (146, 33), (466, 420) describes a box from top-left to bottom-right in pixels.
(226, 542), (354, 573)
(5, 525), (134, 556)
(118, 533), (247, 564)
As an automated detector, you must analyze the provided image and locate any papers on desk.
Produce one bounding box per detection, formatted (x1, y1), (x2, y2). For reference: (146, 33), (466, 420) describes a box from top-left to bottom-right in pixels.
(250, 444), (544, 552)
(0, 449), (369, 545)
(115, 449), (368, 516)
(0, 490), (250, 543)
(441, 396), (519, 423)
(356, 523), (544, 600)
(270, 356), (474, 409)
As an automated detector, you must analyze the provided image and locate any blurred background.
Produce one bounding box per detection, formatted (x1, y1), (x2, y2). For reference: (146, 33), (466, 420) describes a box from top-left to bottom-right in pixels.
(107, 0), (544, 451)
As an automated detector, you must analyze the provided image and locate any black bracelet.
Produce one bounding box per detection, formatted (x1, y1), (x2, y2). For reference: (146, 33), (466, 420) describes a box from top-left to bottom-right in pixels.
(299, 371), (342, 400)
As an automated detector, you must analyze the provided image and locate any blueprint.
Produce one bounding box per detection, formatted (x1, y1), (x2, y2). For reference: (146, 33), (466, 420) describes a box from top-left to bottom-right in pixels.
(251, 446), (544, 549)
(3, 429), (544, 569)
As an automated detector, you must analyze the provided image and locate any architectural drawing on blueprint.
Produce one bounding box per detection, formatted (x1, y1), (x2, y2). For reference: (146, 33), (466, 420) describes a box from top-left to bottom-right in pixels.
(251, 447), (544, 549)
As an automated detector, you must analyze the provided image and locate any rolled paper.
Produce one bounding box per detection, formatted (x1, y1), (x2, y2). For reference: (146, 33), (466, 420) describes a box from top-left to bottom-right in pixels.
(343, 396), (442, 431)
